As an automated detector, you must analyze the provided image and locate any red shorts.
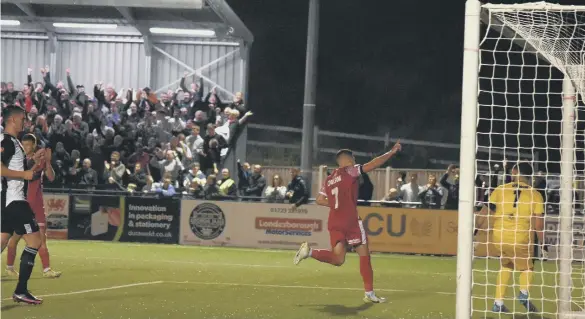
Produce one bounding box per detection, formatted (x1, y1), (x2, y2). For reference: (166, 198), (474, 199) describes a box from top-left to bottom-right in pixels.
(329, 220), (367, 249)
(30, 202), (46, 226)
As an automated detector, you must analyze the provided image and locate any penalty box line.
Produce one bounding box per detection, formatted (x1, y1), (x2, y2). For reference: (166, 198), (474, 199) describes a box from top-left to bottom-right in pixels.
(1, 281), (163, 301)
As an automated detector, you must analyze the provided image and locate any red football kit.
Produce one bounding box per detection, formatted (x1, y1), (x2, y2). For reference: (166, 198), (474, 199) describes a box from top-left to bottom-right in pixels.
(27, 157), (46, 226)
(320, 164), (366, 248)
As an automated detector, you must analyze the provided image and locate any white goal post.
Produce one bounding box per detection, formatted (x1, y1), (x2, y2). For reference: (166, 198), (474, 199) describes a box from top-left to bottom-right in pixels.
(457, 1), (585, 319)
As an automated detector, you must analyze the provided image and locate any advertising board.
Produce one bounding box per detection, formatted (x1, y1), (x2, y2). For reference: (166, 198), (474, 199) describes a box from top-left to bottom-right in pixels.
(180, 201), (330, 249)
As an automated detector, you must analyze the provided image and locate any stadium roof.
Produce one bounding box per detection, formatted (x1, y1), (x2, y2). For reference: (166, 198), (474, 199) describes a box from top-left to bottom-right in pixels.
(0, 0), (253, 44)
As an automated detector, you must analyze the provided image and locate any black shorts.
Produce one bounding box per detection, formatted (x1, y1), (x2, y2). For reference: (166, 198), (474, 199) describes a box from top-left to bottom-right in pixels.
(1, 200), (40, 235)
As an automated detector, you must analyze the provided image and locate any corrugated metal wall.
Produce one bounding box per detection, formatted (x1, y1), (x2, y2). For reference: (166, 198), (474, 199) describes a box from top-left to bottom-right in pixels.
(1, 33), (243, 98)
(1, 33), (49, 88)
(151, 42), (241, 98)
(56, 36), (148, 92)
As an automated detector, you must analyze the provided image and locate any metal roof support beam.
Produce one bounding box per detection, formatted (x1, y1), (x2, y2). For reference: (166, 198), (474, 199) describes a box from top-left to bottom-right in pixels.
(115, 6), (153, 87)
(206, 0), (253, 45)
(14, 3), (55, 33)
(48, 33), (58, 78)
(143, 36), (153, 88)
(153, 45), (238, 97)
(239, 41), (250, 99)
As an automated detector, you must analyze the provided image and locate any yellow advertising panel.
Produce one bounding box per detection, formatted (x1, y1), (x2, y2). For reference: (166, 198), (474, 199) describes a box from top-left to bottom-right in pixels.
(358, 207), (458, 255)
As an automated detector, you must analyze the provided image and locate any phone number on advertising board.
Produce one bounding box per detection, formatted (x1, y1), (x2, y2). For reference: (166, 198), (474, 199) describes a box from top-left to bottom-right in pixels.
(270, 207), (308, 214)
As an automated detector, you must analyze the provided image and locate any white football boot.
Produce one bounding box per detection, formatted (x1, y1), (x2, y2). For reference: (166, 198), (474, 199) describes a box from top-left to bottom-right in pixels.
(294, 242), (310, 265)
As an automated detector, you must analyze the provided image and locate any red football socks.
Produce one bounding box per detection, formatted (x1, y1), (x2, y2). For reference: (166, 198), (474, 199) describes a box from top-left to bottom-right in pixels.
(6, 244), (16, 267)
(311, 249), (335, 264)
(38, 245), (50, 269)
(360, 255), (374, 292)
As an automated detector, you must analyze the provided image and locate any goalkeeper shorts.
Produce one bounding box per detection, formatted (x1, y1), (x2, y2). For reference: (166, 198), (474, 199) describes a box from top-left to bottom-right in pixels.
(493, 242), (534, 271)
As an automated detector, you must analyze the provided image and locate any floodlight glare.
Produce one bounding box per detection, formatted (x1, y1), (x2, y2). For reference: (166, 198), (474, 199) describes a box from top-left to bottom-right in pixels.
(149, 27), (215, 37)
(53, 23), (118, 29)
(0, 20), (21, 26)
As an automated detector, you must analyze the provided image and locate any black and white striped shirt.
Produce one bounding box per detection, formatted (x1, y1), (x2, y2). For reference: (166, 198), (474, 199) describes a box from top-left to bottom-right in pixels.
(1, 133), (27, 207)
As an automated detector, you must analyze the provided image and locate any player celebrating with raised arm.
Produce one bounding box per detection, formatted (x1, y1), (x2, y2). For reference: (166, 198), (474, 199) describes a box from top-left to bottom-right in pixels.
(294, 140), (401, 303)
(475, 162), (544, 313)
(1, 105), (45, 304)
(5, 133), (62, 278)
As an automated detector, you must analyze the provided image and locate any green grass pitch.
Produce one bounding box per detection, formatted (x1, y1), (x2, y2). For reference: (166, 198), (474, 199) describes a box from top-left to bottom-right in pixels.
(1, 241), (583, 318)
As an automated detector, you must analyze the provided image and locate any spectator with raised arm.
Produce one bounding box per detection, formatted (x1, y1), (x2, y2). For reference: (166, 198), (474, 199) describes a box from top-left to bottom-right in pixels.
(237, 160), (251, 197)
(398, 173), (423, 208)
(227, 110), (253, 145)
(65, 68), (88, 107)
(243, 165), (266, 201)
(440, 164), (460, 210)
(150, 149), (184, 183)
(180, 71), (204, 102)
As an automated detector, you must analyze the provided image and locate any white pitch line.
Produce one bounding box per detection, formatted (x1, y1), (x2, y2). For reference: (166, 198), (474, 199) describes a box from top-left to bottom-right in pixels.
(163, 280), (456, 296)
(1, 281), (163, 301)
(53, 255), (456, 277)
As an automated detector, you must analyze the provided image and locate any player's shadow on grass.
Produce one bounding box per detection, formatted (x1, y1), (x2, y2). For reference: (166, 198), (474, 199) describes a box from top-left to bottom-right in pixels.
(1, 304), (20, 311)
(300, 303), (374, 316)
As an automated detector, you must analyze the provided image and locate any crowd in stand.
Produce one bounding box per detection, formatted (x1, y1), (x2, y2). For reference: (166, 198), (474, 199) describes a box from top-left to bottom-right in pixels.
(379, 165), (460, 210)
(379, 162), (583, 214)
(0, 67), (259, 199)
(2, 67), (582, 211)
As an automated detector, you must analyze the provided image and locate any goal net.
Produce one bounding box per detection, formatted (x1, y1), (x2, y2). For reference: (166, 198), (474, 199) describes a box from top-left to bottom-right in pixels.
(457, 1), (585, 319)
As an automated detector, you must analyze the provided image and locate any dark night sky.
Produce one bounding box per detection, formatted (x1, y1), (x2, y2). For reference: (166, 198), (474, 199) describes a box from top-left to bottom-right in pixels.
(230, 0), (465, 143)
(229, 0), (584, 171)
(229, 0), (584, 131)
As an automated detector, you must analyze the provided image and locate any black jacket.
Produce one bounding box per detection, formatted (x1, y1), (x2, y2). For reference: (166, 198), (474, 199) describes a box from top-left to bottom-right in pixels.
(358, 173), (374, 206)
(287, 176), (309, 207)
(76, 168), (98, 187)
(244, 173), (266, 200)
(440, 173), (459, 210)
(237, 162), (251, 191)
(419, 186), (442, 209)
(128, 171), (148, 191)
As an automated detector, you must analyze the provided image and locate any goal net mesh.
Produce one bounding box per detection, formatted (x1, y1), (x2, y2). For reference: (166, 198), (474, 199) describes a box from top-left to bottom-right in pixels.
(473, 2), (585, 318)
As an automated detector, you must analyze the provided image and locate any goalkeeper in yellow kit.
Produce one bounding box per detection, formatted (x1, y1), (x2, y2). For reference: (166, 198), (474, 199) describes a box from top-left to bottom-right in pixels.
(476, 162), (545, 313)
